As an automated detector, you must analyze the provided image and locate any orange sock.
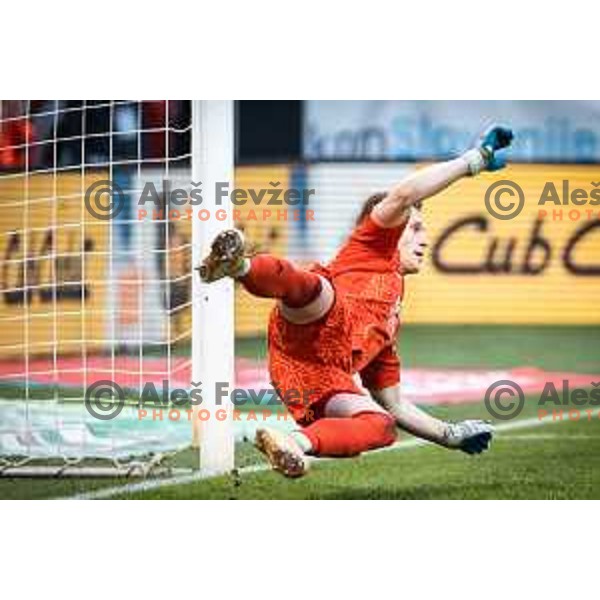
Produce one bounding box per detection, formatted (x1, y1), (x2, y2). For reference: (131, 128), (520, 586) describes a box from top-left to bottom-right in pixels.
(239, 254), (321, 308)
(301, 412), (397, 457)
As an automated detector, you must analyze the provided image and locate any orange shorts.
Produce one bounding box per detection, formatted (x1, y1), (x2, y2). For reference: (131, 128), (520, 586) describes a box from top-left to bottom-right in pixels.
(267, 301), (402, 424)
(267, 296), (363, 424)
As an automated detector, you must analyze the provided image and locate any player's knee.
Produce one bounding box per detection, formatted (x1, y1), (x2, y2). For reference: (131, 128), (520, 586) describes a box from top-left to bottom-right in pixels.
(357, 412), (397, 449)
(280, 276), (334, 324)
(377, 413), (398, 447)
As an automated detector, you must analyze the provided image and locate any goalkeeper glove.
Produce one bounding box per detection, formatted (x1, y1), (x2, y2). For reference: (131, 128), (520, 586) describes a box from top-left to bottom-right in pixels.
(463, 125), (514, 175)
(443, 419), (495, 455)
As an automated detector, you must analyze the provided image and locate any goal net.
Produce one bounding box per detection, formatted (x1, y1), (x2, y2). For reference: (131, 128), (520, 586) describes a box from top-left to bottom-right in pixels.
(0, 100), (234, 477)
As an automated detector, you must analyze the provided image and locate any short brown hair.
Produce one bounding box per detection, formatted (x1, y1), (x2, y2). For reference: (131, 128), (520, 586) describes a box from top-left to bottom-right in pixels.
(355, 191), (387, 225)
(355, 192), (422, 225)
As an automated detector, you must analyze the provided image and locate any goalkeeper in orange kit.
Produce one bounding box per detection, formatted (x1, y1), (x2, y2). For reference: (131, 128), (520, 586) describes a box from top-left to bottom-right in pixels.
(199, 126), (513, 477)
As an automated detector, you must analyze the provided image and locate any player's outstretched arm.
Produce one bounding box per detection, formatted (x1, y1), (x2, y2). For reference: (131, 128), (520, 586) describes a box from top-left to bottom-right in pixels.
(371, 385), (494, 455)
(372, 126), (514, 228)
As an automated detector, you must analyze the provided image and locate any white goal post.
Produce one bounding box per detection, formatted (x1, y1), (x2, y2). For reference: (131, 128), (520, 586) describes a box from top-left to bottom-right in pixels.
(191, 100), (235, 476)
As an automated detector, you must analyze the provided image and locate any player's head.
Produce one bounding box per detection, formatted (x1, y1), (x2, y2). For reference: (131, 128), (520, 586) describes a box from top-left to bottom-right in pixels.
(356, 192), (428, 275)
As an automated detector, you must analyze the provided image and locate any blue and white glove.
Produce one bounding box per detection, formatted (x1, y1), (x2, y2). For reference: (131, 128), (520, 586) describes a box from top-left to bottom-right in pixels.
(463, 125), (514, 175)
(444, 419), (495, 455)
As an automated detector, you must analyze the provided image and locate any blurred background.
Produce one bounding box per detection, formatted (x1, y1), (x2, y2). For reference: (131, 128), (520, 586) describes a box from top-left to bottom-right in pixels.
(1, 99), (599, 361)
(1, 100), (600, 363)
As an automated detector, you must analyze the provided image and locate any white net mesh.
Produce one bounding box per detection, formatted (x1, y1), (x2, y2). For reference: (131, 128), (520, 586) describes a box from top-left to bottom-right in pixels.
(0, 100), (195, 475)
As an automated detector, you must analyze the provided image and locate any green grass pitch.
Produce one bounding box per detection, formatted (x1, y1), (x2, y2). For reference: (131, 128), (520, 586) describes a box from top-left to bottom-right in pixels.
(1, 325), (599, 500)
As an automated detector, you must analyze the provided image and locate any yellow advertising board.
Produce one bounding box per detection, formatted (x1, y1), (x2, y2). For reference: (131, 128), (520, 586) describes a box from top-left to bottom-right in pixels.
(404, 164), (600, 324)
(5, 163), (590, 363)
(0, 172), (109, 357)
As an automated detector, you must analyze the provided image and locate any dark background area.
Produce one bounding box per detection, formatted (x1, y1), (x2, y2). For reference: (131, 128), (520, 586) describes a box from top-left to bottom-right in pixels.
(0, 100), (302, 171)
(236, 100), (301, 163)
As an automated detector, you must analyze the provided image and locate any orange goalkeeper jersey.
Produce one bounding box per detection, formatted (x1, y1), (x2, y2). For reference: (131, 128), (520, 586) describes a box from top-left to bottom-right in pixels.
(328, 215), (406, 374)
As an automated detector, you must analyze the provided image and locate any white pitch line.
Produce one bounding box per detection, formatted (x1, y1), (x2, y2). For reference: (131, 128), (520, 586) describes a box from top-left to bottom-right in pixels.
(61, 414), (575, 500)
(496, 434), (596, 440)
